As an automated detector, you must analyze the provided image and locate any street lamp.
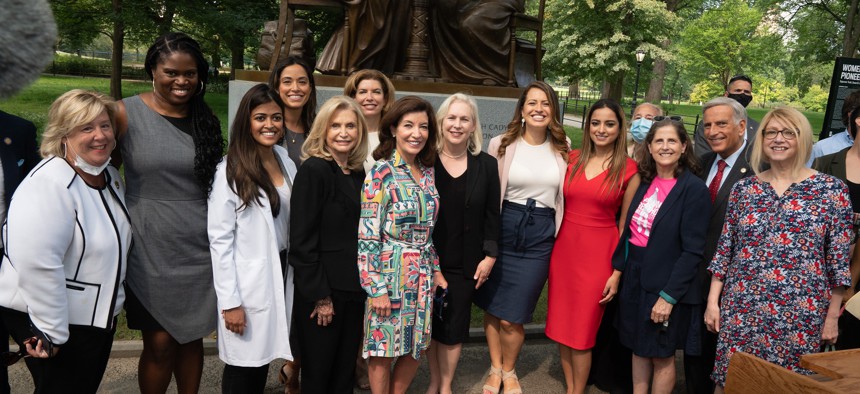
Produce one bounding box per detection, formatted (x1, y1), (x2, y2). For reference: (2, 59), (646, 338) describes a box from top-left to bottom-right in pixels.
(631, 49), (646, 117)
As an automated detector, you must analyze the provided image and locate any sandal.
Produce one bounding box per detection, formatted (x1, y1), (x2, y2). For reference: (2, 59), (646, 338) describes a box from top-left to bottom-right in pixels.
(502, 368), (522, 394)
(278, 360), (301, 394)
(482, 366), (503, 394)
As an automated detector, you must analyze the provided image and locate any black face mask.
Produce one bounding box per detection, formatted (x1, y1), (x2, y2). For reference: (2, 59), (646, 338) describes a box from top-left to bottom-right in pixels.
(727, 93), (752, 108)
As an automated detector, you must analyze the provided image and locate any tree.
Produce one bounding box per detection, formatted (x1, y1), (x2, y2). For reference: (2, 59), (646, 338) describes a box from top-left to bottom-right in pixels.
(644, 0), (701, 103)
(543, 0), (678, 101)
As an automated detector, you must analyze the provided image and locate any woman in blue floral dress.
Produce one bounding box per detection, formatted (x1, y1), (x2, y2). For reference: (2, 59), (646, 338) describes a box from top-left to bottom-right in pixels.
(705, 107), (853, 390)
(357, 96), (444, 393)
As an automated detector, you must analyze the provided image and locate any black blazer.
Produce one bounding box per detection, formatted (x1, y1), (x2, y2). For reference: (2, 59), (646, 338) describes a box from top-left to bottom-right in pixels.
(813, 147), (849, 180)
(694, 146), (754, 302)
(0, 110), (39, 209)
(289, 157), (365, 302)
(432, 152), (501, 278)
(612, 170), (711, 304)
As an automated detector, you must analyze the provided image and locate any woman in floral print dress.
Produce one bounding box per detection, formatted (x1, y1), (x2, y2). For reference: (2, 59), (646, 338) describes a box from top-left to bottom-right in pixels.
(357, 96), (444, 393)
(705, 107), (853, 391)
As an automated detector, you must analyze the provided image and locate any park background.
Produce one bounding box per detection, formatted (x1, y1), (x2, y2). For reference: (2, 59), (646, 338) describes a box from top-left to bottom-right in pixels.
(1, 0), (856, 339)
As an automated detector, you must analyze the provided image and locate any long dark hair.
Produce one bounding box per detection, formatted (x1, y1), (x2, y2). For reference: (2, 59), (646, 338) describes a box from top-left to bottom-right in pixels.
(268, 56), (317, 134)
(226, 84), (285, 217)
(570, 99), (629, 194)
(638, 119), (700, 183)
(145, 32), (224, 196)
(374, 96), (438, 167)
(496, 81), (568, 161)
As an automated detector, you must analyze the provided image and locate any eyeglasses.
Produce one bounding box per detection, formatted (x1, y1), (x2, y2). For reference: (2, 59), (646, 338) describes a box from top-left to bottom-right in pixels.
(763, 129), (798, 140)
(653, 115), (683, 122)
(1, 337), (35, 366)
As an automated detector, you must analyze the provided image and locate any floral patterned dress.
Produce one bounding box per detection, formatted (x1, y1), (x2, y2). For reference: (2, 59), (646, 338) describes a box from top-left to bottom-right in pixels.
(708, 174), (853, 386)
(358, 151), (440, 359)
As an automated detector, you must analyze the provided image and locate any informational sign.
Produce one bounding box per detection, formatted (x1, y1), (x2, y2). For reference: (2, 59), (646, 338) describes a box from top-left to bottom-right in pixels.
(821, 57), (860, 139)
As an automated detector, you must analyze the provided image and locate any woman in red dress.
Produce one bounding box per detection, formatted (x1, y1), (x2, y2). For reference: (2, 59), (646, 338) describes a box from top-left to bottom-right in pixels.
(545, 99), (640, 394)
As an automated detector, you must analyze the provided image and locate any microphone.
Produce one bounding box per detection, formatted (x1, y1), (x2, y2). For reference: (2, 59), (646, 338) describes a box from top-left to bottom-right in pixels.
(0, 0), (57, 99)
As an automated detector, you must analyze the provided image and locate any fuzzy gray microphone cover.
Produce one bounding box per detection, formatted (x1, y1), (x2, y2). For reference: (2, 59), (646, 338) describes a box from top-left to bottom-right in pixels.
(0, 0), (57, 99)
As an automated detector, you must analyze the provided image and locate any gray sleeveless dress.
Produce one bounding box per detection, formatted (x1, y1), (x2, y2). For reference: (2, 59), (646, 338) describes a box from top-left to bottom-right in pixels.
(120, 95), (217, 343)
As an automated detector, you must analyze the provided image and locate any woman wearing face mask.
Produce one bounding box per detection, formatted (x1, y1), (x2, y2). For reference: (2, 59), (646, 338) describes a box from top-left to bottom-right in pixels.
(342, 69), (396, 173)
(208, 84), (297, 393)
(627, 103), (662, 162)
(268, 56), (318, 168)
(545, 99), (639, 394)
(0, 90), (131, 393)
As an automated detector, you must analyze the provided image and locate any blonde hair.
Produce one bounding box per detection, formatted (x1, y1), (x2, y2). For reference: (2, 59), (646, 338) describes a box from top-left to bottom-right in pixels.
(302, 96), (368, 170)
(435, 93), (483, 155)
(749, 106), (813, 176)
(41, 89), (116, 158)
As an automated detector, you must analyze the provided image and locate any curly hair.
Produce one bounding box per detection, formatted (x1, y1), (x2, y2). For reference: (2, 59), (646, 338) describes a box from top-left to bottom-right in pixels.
(638, 119), (700, 183)
(145, 32), (224, 196)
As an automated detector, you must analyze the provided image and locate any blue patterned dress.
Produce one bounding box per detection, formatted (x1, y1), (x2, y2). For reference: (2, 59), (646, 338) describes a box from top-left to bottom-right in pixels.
(708, 173), (852, 386)
(358, 151), (440, 359)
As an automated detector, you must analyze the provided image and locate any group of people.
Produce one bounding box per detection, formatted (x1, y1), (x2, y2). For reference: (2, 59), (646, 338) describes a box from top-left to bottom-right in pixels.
(0, 29), (856, 394)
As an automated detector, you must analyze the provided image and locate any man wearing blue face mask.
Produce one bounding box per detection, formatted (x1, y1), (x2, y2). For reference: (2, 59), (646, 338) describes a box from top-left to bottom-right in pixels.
(627, 103), (662, 162)
(693, 75), (759, 158)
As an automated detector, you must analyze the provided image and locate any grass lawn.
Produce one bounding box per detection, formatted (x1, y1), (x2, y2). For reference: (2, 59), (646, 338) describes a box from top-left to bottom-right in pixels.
(0, 75), (230, 139)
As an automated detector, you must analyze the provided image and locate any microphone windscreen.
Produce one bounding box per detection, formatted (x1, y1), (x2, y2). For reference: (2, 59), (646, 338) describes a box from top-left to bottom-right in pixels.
(0, 0), (57, 100)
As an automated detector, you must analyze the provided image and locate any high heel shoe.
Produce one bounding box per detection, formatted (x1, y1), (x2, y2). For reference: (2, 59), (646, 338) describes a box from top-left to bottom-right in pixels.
(501, 368), (522, 394)
(482, 366), (502, 394)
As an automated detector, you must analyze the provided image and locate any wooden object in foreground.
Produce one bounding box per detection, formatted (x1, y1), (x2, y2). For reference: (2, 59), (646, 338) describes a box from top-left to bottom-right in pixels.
(725, 349), (860, 393)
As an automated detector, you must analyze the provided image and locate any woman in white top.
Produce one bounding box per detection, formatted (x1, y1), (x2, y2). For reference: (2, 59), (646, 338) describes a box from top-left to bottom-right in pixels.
(208, 84), (297, 393)
(343, 69), (396, 174)
(473, 81), (569, 394)
(0, 90), (131, 393)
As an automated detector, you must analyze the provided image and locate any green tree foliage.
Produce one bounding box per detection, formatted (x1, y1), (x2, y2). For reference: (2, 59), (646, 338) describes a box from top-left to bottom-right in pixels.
(677, 0), (782, 90)
(800, 84), (830, 112)
(543, 0), (678, 100)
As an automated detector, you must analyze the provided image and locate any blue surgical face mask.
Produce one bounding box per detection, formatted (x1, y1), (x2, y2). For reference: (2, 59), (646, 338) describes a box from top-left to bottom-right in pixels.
(630, 118), (653, 143)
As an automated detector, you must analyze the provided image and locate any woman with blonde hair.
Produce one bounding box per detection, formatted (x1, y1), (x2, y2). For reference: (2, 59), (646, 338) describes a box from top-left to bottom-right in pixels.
(706, 107), (852, 391)
(427, 93), (500, 394)
(474, 81), (569, 394)
(289, 96), (369, 392)
(343, 69), (396, 173)
(0, 89), (131, 392)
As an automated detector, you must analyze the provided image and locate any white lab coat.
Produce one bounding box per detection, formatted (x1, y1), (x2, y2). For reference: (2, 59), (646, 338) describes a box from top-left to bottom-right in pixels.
(208, 145), (297, 367)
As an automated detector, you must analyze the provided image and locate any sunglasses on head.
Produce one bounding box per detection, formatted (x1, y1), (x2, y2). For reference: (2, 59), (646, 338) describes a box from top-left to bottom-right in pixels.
(653, 115), (683, 122)
(1, 337), (36, 366)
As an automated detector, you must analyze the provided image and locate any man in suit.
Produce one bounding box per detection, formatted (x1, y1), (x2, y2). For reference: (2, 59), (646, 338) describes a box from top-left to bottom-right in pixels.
(684, 97), (755, 394)
(694, 75), (760, 158)
(0, 110), (40, 394)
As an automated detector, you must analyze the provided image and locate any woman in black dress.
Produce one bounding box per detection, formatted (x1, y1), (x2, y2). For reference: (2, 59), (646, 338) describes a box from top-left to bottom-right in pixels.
(427, 93), (500, 394)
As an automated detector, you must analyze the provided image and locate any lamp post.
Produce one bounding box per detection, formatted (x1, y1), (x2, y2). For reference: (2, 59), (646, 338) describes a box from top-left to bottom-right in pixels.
(631, 49), (646, 117)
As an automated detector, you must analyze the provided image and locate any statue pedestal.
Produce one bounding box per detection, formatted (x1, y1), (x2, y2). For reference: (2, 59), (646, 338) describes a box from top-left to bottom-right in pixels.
(230, 70), (524, 149)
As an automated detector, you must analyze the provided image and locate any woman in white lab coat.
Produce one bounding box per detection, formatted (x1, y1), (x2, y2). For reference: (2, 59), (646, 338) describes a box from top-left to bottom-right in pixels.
(208, 84), (298, 393)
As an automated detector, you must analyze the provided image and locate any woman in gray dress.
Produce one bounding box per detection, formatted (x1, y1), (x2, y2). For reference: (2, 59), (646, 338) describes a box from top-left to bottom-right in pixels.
(114, 32), (224, 394)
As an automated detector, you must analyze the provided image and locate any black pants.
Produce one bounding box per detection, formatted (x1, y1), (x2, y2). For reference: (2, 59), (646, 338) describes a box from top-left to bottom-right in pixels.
(684, 320), (718, 394)
(221, 364), (269, 394)
(0, 307), (114, 394)
(296, 293), (366, 394)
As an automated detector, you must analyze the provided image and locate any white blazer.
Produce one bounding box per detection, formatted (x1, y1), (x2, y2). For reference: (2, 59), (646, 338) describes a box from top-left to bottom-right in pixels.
(208, 145), (297, 367)
(0, 157), (132, 344)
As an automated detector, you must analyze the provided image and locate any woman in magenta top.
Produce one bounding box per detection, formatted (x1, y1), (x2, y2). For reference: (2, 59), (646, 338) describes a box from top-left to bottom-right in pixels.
(545, 99), (639, 394)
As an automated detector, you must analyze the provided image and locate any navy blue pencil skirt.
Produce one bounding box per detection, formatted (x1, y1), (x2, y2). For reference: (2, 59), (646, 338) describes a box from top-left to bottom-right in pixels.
(474, 199), (555, 324)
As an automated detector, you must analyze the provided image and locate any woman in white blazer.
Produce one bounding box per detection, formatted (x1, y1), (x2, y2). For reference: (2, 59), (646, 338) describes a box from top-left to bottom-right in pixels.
(0, 90), (132, 393)
(208, 84), (298, 393)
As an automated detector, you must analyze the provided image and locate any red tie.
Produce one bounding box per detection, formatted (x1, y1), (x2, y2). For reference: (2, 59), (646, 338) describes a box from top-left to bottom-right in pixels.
(708, 160), (727, 202)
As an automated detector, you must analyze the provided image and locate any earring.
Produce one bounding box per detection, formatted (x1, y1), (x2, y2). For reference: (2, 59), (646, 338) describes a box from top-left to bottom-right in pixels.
(197, 81), (205, 95)
(151, 80), (155, 90)
(521, 118), (525, 128)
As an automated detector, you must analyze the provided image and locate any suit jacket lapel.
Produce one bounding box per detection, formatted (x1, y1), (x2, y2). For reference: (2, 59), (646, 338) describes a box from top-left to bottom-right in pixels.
(652, 170), (688, 230)
(714, 148), (752, 207)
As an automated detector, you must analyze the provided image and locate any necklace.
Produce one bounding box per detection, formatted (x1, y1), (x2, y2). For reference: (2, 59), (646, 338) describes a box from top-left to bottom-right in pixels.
(440, 149), (467, 159)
